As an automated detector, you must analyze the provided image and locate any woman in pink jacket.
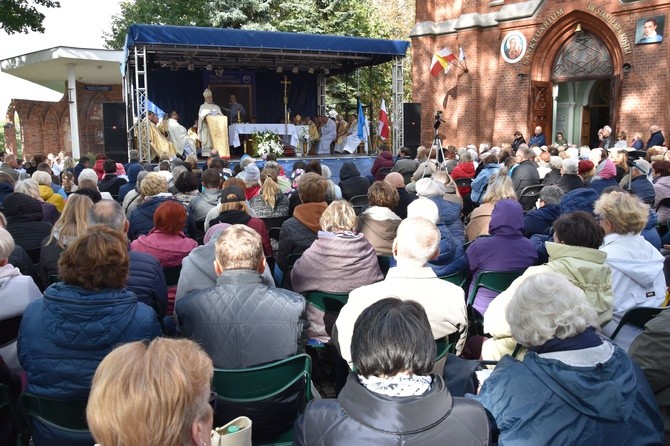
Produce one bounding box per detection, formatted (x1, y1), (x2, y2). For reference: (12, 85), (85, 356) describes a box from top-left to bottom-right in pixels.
(131, 200), (197, 268)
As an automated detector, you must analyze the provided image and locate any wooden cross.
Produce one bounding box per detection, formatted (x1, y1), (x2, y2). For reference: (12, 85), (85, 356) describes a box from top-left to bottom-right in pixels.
(281, 75), (291, 105)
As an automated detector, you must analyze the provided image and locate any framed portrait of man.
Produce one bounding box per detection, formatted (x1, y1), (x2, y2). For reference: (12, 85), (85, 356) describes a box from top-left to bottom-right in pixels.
(636, 16), (664, 44)
(501, 31), (527, 64)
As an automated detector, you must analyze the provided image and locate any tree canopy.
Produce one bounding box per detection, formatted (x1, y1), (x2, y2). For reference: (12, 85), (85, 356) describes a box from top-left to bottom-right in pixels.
(0, 0), (60, 34)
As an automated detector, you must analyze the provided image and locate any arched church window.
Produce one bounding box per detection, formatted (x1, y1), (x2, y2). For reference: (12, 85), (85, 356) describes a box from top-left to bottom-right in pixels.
(552, 31), (613, 81)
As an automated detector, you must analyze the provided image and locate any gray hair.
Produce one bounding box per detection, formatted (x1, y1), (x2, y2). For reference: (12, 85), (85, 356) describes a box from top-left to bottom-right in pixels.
(14, 179), (40, 199)
(239, 157), (255, 170)
(506, 272), (598, 347)
(407, 198), (439, 225)
(539, 185), (564, 205)
(135, 171), (149, 192)
(321, 164), (332, 179)
(32, 170), (52, 186)
(171, 165), (188, 183)
(129, 149), (140, 161)
(0, 227), (14, 260)
(549, 156), (563, 170)
(78, 168), (99, 184)
(518, 146), (535, 160)
(88, 200), (126, 232)
(562, 158), (579, 175)
(394, 217), (440, 267)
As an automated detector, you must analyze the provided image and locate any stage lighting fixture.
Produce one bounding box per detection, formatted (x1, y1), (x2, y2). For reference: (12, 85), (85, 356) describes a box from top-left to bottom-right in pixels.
(276, 66), (283, 73)
(206, 63), (213, 71)
(323, 68), (330, 75)
(292, 67), (299, 74)
(188, 63), (195, 71)
(215, 68), (224, 76)
(308, 67), (314, 74)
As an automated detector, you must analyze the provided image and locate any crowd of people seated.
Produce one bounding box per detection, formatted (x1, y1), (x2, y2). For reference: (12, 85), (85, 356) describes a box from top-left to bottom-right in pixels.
(1, 127), (670, 445)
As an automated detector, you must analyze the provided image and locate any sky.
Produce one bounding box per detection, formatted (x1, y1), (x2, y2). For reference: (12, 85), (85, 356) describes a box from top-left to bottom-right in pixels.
(0, 0), (122, 115)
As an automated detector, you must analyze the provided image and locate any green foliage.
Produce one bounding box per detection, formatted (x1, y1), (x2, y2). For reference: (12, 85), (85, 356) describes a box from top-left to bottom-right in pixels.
(209, 0), (274, 30)
(103, 0), (210, 49)
(0, 0), (60, 34)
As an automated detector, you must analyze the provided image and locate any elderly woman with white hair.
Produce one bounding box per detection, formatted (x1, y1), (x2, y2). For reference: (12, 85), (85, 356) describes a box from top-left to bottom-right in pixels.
(13, 178), (60, 224)
(77, 168), (114, 200)
(541, 155), (563, 186)
(474, 272), (664, 446)
(32, 170), (65, 212)
(555, 157), (584, 193)
(0, 227), (42, 373)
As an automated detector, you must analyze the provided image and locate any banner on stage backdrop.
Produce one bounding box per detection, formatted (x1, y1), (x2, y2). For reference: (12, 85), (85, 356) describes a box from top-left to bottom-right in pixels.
(203, 71), (257, 122)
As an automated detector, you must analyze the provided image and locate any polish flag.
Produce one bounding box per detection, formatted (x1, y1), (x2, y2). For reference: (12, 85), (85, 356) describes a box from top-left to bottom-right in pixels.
(378, 99), (390, 140)
(430, 47), (457, 77)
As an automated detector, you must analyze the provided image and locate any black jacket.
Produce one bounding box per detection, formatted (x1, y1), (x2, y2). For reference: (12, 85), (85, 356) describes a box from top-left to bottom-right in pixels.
(339, 163), (370, 201)
(555, 174), (584, 194)
(295, 373), (491, 445)
(98, 174), (127, 197)
(3, 193), (52, 261)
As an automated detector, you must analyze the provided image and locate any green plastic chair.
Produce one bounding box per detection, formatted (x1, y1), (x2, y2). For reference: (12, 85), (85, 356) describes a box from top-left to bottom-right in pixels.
(467, 269), (526, 336)
(610, 306), (667, 339)
(212, 354), (312, 446)
(435, 332), (458, 362)
(305, 291), (349, 316)
(0, 384), (28, 446)
(439, 270), (467, 288)
(20, 393), (90, 437)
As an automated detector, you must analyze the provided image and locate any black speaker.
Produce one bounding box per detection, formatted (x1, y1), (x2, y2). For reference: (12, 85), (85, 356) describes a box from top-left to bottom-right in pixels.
(103, 103), (128, 162)
(403, 103), (421, 157)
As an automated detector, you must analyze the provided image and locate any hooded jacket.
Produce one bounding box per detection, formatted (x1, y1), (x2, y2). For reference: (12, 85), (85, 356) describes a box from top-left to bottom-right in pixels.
(475, 347), (664, 446)
(339, 163), (371, 201)
(118, 164), (144, 202)
(428, 196), (465, 245)
(430, 223), (468, 277)
(600, 233), (666, 338)
(466, 199), (538, 315)
(277, 202), (327, 271)
(356, 206), (402, 256)
(589, 159), (619, 195)
(18, 283), (160, 444)
(471, 163), (501, 204)
(523, 203), (561, 237)
(3, 193), (52, 255)
(451, 161), (476, 195)
(295, 374), (491, 446)
(371, 151), (394, 181)
(626, 175), (656, 205)
(38, 184), (65, 213)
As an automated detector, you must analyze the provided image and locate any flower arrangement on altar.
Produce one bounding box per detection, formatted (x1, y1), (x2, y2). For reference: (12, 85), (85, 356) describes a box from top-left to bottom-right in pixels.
(298, 126), (310, 143)
(253, 130), (284, 158)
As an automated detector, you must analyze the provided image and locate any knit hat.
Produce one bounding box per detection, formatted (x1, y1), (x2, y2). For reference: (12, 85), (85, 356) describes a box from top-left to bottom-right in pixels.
(384, 172), (405, 189)
(237, 163), (260, 184)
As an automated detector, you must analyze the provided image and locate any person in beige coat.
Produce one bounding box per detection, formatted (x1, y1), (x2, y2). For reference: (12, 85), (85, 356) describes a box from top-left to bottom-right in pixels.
(334, 217), (468, 365)
(465, 171), (516, 242)
(481, 211), (613, 361)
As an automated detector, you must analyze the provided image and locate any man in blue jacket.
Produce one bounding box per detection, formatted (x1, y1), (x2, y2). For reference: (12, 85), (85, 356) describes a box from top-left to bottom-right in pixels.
(646, 124), (665, 149)
(528, 126), (546, 147)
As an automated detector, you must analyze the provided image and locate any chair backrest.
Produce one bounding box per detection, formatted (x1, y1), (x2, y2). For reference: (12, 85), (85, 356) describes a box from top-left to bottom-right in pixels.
(0, 315), (22, 347)
(656, 197), (670, 212)
(435, 332), (459, 362)
(518, 184), (544, 211)
(163, 265), (182, 288)
(20, 393), (90, 434)
(439, 270), (467, 288)
(467, 269), (526, 306)
(349, 194), (369, 215)
(377, 255), (393, 277)
(305, 291), (349, 316)
(377, 167), (392, 180)
(261, 216), (291, 233)
(402, 171), (413, 185)
(610, 306), (667, 339)
(455, 178), (472, 188)
(0, 383), (29, 446)
(280, 254), (302, 289)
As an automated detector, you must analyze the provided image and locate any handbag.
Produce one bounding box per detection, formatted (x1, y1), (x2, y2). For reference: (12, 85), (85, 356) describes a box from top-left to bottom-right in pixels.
(211, 416), (252, 446)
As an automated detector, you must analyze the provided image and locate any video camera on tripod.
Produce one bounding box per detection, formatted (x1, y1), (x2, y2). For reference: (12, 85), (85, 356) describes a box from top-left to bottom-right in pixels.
(434, 111), (445, 130)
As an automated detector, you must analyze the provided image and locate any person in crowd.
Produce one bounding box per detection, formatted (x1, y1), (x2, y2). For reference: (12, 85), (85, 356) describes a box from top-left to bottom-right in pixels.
(170, 170), (198, 208)
(118, 164), (143, 203)
(629, 309), (670, 444)
(0, 227), (42, 373)
(338, 161), (370, 201)
(483, 211), (613, 361)
(92, 153), (107, 181)
(98, 159), (127, 197)
(128, 172), (180, 240)
(203, 177), (248, 228)
(416, 177), (465, 244)
(555, 157), (584, 193)
(207, 185), (272, 258)
(511, 145), (541, 209)
(3, 192), (52, 263)
(19, 226), (161, 445)
(72, 180), (103, 203)
(319, 164), (342, 201)
(78, 168), (114, 200)
(356, 181), (402, 256)
(511, 130), (526, 151)
(60, 170), (77, 195)
(249, 169), (290, 218)
(277, 173), (329, 272)
(653, 160), (670, 228)
(475, 273), (664, 446)
(176, 225), (305, 440)
(121, 170), (148, 217)
(554, 132), (567, 146)
(32, 170), (65, 213)
(87, 337), (213, 446)
(13, 178), (59, 224)
(624, 159), (656, 205)
(0, 172), (14, 203)
(174, 224), (275, 302)
(370, 145), (394, 181)
(39, 194), (93, 285)
(647, 125), (665, 149)
(188, 168), (222, 223)
(595, 191), (666, 344)
(237, 162), (262, 200)
(335, 217), (468, 364)
(431, 170), (463, 207)
(288, 160), (322, 214)
(73, 155), (89, 182)
(631, 132), (645, 151)
(123, 149), (140, 173)
(0, 154), (19, 181)
(0, 355), (22, 445)
(408, 146), (439, 191)
(407, 198), (466, 278)
(291, 200), (383, 343)
(391, 146), (418, 179)
(589, 150), (619, 195)
(130, 200), (197, 268)
(384, 172), (416, 219)
(451, 150), (476, 196)
(466, 199), (538, 316)
(528, 126), (546, 147)
(465, 172), (516, 241)
(470, 152), (501, 204)
(523, 185), (563, 237)
(612, 149), (630, 182)
(541, 156), (563, 186)
(296, 298), (491, 446)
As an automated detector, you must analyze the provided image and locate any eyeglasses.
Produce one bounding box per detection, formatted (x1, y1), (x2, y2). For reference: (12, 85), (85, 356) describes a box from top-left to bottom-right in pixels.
(209, 390), (218, 410)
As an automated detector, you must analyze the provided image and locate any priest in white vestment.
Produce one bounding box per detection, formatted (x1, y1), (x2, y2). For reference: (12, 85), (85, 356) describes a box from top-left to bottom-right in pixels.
(317, 115), (337, 155)
(198, 89), (223, 157)
(338, 114), (361, 154)
(167, 111), (195, 157)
